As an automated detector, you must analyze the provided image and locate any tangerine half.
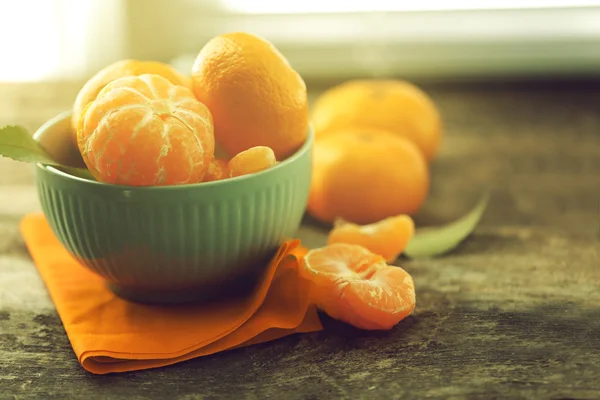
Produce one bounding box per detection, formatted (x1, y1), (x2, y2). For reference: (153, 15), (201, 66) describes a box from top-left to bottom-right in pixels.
(328, 215), (415, 263)
(300, 243), (416, 330)
(77, 74), (215, 186)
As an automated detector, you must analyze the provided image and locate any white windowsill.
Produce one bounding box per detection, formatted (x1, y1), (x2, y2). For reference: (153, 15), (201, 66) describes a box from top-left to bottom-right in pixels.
(129, 2), (600, 80)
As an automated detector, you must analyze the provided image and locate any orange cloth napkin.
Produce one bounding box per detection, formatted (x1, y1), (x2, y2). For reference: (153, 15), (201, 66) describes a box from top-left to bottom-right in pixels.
(19, 213), (323, 375)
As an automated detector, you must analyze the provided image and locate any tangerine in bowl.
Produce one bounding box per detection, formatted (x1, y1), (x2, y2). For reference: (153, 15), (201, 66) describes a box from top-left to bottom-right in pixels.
(34, 111), (313, 304)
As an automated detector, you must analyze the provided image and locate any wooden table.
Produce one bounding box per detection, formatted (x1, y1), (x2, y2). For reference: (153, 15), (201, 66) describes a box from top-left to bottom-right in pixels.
(1, 79), (599, 399)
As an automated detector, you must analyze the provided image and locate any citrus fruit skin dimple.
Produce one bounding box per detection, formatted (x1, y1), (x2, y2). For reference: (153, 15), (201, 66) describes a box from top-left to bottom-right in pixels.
(308, 127), (429, 225)
(311, 79), (443, 162)
(228, 146), (277, 177)
(77, 74), (215, 186)
(72, 59), (192, 145)
(300, 243), (416, 330)
(191, 32), (309, 160)
(328, 214), (415, 262)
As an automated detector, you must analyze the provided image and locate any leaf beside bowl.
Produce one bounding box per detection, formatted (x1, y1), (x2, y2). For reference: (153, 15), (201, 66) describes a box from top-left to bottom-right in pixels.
(0, 125), (95, 180)
(404, 191), (490, 259)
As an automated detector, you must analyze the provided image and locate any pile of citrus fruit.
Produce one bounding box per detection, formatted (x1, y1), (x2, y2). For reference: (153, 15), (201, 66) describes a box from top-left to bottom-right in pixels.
(70, 31), (443, 331)
(72, 32), (307, 186)
(298, 77), (444, 330)
(308, 79), (442, 226)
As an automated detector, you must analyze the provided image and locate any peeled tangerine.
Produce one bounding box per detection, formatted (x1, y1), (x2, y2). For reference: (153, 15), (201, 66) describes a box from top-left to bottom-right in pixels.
(228, 146), (277, 177)
(72, 59), (192, 145)
(77, 74), (214, 186)
(300, 243), (416, 330)
(328, 214), (415, 263)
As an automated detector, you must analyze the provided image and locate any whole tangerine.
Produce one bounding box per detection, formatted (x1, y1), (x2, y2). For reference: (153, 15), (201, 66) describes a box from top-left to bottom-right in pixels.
(310, 79), (443, 162)
(191, 32), (308, 160)
(307, 127), (429, 225)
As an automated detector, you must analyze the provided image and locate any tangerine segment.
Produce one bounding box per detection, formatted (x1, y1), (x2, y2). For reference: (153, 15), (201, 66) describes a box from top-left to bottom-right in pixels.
(328, 215), (415, 263)
(228, 146), (277, 177)
(204, 158), (229, 182)
(300, 243), (416, 330)
(78, 74), (215, 186)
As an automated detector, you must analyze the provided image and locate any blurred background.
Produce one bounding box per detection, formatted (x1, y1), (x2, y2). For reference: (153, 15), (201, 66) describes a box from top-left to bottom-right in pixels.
(2, 0), (600, 85)
(0, 0), (598, 242)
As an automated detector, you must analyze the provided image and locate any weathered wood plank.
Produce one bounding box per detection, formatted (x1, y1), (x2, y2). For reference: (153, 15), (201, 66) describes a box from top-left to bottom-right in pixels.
(0, 227), (598, 399)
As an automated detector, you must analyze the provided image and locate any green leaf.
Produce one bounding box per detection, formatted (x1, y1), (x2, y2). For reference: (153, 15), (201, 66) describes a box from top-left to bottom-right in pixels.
(0, 125), (94, 180)
(404, 192), (490, 259)
(0, 125), (60, 165)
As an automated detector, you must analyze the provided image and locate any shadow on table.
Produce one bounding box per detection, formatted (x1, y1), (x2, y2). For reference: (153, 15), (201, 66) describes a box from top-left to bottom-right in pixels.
(315, 310), (417, 340)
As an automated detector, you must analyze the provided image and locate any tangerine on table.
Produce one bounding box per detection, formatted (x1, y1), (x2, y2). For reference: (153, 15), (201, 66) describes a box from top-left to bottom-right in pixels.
(77, 74), (215, 186)
(307, 127), (429, 225)
(328, 214), (415, 263)
(299, 243), (416, 330)
(228, 146), (277, 178)
(310, 79), (443, 162)
(191, 32), (309, 160)
(204, 158), (230, 182)
(72, 59), (192, 145)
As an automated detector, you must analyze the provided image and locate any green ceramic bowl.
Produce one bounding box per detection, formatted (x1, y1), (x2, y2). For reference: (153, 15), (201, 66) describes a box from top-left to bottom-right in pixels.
(34, 112), (313, 304)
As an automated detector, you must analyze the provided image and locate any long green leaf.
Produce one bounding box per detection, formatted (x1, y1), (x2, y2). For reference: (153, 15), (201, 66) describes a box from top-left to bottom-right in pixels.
(404, 192), (490, 259)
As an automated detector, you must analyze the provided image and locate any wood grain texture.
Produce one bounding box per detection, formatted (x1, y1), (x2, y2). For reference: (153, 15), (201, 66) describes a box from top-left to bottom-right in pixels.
(1, 79), (599, 399)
